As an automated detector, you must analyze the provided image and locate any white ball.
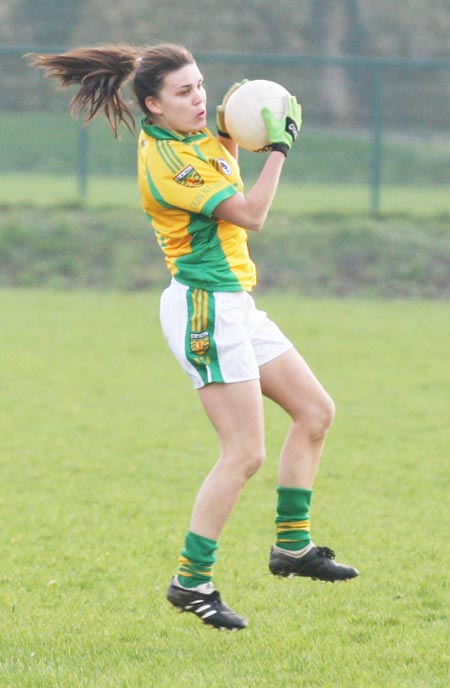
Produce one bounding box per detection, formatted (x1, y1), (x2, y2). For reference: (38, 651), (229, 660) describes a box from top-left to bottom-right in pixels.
(224, 79), (291, 151)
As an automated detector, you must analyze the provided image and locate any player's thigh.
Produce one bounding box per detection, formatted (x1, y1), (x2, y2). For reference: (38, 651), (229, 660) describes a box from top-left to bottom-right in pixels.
(197, 379), (265, 455)
(260, 347), (335, 421)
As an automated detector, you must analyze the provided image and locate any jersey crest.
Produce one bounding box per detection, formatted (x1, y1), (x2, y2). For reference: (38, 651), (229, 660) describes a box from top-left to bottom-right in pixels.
(174, 165), (204, 188)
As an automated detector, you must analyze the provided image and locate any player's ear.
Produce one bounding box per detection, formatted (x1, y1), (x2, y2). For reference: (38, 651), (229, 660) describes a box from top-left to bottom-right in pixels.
(145, 96), (163, 116)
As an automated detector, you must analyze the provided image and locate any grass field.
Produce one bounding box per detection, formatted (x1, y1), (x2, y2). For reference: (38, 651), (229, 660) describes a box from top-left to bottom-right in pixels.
(2, 173), (450, 216)
(0, 289), (448, 687)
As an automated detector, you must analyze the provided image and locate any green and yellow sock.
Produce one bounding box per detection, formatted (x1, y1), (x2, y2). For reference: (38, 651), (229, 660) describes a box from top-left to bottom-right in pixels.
(177, 531), (218, 588)
(275, 486), (313, 552)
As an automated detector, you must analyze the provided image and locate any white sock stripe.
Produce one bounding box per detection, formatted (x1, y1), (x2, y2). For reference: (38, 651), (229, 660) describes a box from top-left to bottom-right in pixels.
(273, 542), (315, 559)
(172, 576), (216, 594)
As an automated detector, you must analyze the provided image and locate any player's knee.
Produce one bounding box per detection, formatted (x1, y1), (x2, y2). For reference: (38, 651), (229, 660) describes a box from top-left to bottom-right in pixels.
(302, 395), (335, 441)
(242, 448), (266, 479)
(324, 395), (336, 429)
(225, 445), (265, 480)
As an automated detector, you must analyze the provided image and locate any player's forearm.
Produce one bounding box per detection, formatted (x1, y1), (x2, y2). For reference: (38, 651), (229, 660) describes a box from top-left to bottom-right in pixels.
(214, 151), (285, 232)
(244, 151), (285, 230)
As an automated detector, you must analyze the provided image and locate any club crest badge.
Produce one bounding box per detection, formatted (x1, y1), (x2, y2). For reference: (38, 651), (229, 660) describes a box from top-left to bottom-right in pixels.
(190, 331), (210, 356)
(174, 165), (204, 187)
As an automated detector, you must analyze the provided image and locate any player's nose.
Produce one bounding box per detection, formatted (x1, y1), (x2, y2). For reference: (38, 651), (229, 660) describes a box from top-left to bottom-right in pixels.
(192, 87), (204, 104)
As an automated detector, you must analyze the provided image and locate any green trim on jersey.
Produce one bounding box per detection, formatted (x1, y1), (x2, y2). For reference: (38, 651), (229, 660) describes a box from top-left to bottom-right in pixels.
(173, 211), (242, 291)
(193, 143), (208, 162)
(201, 185), (237, 218)
(145, 167), (174, 209)
(185, 288), (224, 385)
(141, 120), (206, 144)
(156, 139), (186, 173)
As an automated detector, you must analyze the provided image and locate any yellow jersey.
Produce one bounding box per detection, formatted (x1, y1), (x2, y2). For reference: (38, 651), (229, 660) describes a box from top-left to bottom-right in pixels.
(137, 121), (257, 292)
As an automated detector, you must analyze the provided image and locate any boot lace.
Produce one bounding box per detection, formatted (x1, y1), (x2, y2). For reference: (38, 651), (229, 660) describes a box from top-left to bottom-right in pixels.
(316, 546), (336, 560)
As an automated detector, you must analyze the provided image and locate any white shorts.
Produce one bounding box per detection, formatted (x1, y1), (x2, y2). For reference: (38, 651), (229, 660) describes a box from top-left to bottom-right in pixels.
(159, 279), (293, 389)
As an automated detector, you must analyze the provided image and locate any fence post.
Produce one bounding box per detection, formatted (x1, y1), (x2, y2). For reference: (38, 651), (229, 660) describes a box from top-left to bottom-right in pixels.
(370, 66), (383, 214)
(77, 125), (89, 202)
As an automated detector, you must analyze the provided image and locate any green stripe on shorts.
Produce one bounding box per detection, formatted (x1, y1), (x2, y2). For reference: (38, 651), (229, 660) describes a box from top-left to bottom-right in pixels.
(185, 288), (224, 385)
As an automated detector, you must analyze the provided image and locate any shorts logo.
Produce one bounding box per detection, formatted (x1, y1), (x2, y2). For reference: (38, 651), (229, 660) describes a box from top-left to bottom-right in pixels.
(174, 165), (204, 187)
(190, 331), (210, 356)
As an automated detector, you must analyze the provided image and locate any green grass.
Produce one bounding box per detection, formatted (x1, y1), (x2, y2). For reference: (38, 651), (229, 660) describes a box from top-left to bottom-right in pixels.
(2, 173), (450, 215)
(0, 290), (448, 687)
(271, 182), (450, 215)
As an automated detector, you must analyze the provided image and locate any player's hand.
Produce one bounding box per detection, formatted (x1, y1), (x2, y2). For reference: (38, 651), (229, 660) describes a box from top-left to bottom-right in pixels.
(216, 79), (249, 138)
(260, 95), (302, 156)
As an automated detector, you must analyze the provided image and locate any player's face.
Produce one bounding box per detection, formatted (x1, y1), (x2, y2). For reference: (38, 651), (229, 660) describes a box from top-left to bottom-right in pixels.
(145, 62), (207, 134)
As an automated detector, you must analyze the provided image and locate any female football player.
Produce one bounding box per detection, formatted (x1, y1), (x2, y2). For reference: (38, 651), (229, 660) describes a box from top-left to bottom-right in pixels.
(29, 43), (358, 631)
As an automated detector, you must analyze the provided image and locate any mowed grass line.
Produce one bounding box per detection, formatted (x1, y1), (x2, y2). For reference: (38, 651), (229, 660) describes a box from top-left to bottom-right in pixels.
(0, 290), (448, 687)
(1, 173), (450, 215)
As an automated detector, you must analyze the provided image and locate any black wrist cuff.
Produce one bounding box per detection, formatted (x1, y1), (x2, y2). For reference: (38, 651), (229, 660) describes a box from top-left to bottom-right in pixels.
(270, 143), (289, 157)
(217, 129), (231, 139)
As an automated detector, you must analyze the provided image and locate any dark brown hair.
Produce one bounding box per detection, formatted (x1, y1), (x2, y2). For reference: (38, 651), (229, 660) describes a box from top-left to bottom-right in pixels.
(27, 43), (194, 136)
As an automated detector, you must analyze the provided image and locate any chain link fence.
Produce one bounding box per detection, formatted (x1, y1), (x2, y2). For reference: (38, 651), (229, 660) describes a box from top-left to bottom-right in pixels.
(1, 45), (450, 213)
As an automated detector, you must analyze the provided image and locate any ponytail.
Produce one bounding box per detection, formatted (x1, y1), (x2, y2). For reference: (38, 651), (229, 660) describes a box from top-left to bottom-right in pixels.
(27, 42), (194, 136)
(27, 46), (140, 136)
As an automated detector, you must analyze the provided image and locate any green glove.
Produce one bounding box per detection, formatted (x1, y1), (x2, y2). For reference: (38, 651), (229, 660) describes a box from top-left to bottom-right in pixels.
(216, 79), (249, 138)
(261, 96), (302, 156)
